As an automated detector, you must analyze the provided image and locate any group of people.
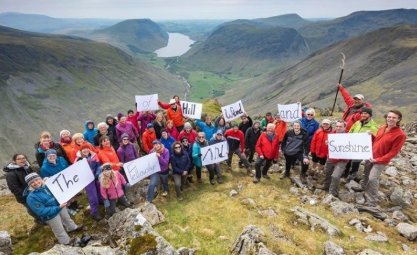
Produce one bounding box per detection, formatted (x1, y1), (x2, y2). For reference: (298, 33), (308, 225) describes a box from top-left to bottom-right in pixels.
(3, 85), (407, 246)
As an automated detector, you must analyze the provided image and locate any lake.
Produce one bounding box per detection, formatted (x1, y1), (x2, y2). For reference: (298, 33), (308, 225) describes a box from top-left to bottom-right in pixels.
(154, 33), (194, 57)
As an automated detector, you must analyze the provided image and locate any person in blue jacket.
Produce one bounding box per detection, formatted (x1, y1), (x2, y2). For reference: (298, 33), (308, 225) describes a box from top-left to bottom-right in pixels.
(195, 115), (217, 141)
(40, 149), (69, 178)
(180, 137), (194, 183)
(160, 129), (176, 154)
(299, 108), (319, 153)
(192, 132), (208, 183)
(83, 120), (98, 145)
(170, 141), (191, 200)
(25, 173), (82, 245)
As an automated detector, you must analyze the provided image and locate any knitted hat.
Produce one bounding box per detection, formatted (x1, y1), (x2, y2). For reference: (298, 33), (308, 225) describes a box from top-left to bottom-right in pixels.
(361, 107), (372, 116)
(152, 140), (161, 145)
(59, 129), (70, 137)
(25, 172), (41, 186)
(121, 133), (130, 139)
(45, 149), (57, 157)
(80, 143), (91, 151)
(147, 123), (154, 129)
(102, 163), (112, 171)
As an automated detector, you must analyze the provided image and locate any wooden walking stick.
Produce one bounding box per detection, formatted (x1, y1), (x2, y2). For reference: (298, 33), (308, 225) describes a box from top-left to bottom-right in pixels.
(330, 53), (346, 116)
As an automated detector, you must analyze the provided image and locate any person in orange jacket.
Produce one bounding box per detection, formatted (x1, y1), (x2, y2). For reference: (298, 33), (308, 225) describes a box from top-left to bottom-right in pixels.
(59, 129), (74, 163)
(97, 135), (123, 171)
(69, 133), (97, 164)
(166, 98), (185, 132)
(142, 123), (157, 154)
(273, 113), (287, 142)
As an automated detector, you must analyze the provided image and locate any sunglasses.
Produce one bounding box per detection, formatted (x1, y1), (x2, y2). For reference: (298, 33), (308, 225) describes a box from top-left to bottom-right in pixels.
(198, 136), (205, 138)
(307, 114), (314, 116)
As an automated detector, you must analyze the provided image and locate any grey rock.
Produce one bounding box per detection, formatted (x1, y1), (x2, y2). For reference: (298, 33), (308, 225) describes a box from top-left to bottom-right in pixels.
(324, 240), (345, 255)
(322, 194), (339, 205)
(292, 206), (341, 236)
(0, 231), (11, 255)
(330, 201), (358, 216)
(401, 244), (411, 252)
(289, 187), (299, 196)
(410, 155), (417, 166)
(231, 225), (276, 255)
(28, 244), (124, 255)
(365, 232), (388, 242)
(403, 190), (414, 206)
(300, 195), (319, 205)
(384, 218), (397, 228)
(338, 191), (355, 203)
(390, 187), (405, 206)
(355, 193), (365, 204)
(241, 198), (257, 208)
(230, 189), (238, 197)
(177, 247), (196, 255)
(257, 208), (278, 217)
(125, 179), (149, 204)
(384, 166), (398, 177)
(290, 176), (305, 188)
(348, 219), (372, 233)
(139, 202), (166, 226)
(379, 177), (391, 188)
(392, 210), (409, 222)
(396, 223), (417, 241)
(356, 249), (382, 255)
(345, 180), (362, 192)
(400, 176), (415, 186)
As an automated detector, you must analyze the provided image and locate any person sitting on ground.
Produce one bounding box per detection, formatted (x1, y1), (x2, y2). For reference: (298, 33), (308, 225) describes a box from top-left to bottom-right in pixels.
(280, 121), (309, 183)
(3, 154), (41, 223)
(25, 173), (82, 245)
(345, 107), (379, 181)
(299, 108), (320, 153)
(181, 137), (195, 183)
(260, 112), (274, 131)
(166, 98), (185, 132)
(160, 129), (176, 154)
(320, 120), (350, 197)
(207, 130), (226, 185)
(245, 120), (262, 164)
(178, 122), (198, 144)
(310, 119), (333, 175)
(147, 140), (170, 202)
(196, 115), (217, 141)
(192, 132), (208, 183)
(142, 123), (157, 154)
(338, 83), (372, 131)
(170, 141), (191, 200)
(99, 163), (130, 219)
(253, 123), (280, 183)
(117, 133), (139, 164)
(75, 144), (103, 221)
(83, 120), (98, 145)
(35, 131), (70, 168)
(224, 123), (253, 177)
(165, 119), (179, 140)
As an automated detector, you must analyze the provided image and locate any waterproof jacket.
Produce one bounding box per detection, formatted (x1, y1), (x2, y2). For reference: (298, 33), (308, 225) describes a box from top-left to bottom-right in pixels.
(98, 146), (121, 171)
(60, 142), (74, 163)
(224, 129), (245, 152)
(196, 119), (217, 141)
(75, 152), (102, 180)
(3, 162), (34, 203)
(83, 120), (98, 145)
(25, 185), (61, 222)
(255, 132), (280, 160)
(167, 106), (184, 128)
(116, 121), (138, 143)
(310, 127), (332, 158)
(35, 142), (69, 168)
(117, 143), (139, 163)
(178, 129), (198, 144)
(192, 140), (208, 168)
(171, 150), (191, 175)
(339, 84), (372, 131)
(94, 130), (117, 150)
(274, 120), (287, 142)
(150, 147), (170, 173)
(372, 125), (406, 165)
(105, 116), (119, 146)
(160, 135), (176, 154)
(349, 119), (379, 136)
(127, 112), (140, 133)
(40, 156), (69, 178)
(182, 144), (194, 171)
(152, 120), (165, 139)
(100, 171), (127, 200)
(299, 117), (320, 144)
(245, 126), (261, 150)
(166, 125), (179, 140)
(239, 116), (253, 135)
(139, 113), (156, 135)
(281, 129), (308, 157)
(142, 129), (157, 154)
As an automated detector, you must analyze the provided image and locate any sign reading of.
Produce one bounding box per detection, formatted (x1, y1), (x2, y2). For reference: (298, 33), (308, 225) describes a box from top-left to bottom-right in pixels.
(181, 101), (203, 119)
(123, 153), (161, 186)
(221, 100), (245, 122)
(135, 94), (159, 112)
(201, 141), (229, 165)
(328, 133), (373, 160)
(277, 102), (302, 122)
(46, 158), (94, 204)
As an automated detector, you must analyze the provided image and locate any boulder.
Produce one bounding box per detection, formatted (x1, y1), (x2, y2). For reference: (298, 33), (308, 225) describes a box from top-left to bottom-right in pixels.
(0, 231), (11, 255)
(257, 208), (278, 218)
(230, 225), (276, 255)
(365, 232), (388, 242)
(396, 223), (417, 241)
(125, 179), (149, 204)
(392, 210), (409, 222)
(323, 240), (345, 255)
(329, 201), (358, 216)
(321, 194), (339, 205)
(356, 249), (382, 255)
(345, 180), (362, 193)
(230, 189), (238, 197)
(139, 202), (166, 226)
(28, 244), (123, 255)
(292, 207), (341, 236)
(384, 166), (398, 177)
(390, 187), (413, 206)
(241, 198), (257, 208)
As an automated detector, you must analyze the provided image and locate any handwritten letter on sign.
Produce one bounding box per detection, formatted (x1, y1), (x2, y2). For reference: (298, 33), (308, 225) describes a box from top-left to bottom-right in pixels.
(123, 152), (161, 186)
(277, 102), (302, 122)
(222, 100), (245, 122)
(181, 101), (202, 119)
(201, 141), (229, 165)
(135, 94), (159, 112)
(328, 133), (372, 160)
(46, 158), (94, 204)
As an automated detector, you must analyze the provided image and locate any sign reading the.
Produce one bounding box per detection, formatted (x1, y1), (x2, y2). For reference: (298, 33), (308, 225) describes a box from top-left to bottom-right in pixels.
(201, 141), (229, 165)
(277, 102), (302, 122)
(221, 100), (245, 122)
(135, 94), (159, 111)
(46, 158), (94, 204)
(328, 133), (373, 160)
(181, 101), (203, 119)
(123, 153), (161, 185)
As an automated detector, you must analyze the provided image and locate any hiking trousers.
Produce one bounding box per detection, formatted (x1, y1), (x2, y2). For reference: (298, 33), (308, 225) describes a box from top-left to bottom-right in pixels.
(323, 161), (348, 197)
(46, 208), (78, 244)
(255, 157), (273, 179)
(362, 161), (385, 206)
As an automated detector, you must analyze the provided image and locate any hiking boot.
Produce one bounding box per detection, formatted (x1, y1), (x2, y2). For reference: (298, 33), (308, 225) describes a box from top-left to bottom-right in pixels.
(68, 224), (84, 233)
(253, 177), (259, 183)
(247, 169), (254, 177)
(300, 174), (307, 184)
(162, 191), (168, 197)
(217, 177), (223, 184)
(92, 214), (103, 221)
(262, 174), (271, 180)
(210, 179), (216, 185)
(187, 175), (194, 183)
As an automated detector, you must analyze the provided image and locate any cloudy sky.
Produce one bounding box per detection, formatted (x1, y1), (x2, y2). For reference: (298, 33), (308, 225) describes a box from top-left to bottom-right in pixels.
(1, 0), (417, 20)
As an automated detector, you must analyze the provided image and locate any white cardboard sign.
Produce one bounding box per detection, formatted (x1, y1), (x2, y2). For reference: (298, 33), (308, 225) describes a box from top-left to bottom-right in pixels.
(201, 141), (229, 165)
(123, 152), (161, 185)
(46, 158), (94, 204)
(277, 102), (302, 122)
(181, 101), (203, 119)
(221, 100), (245, 122)
(135, 94), (159, 111)
(328, 133), (373, 160)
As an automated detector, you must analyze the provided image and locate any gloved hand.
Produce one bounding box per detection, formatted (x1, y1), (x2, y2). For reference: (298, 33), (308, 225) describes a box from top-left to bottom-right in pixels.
(103, 199), (110, 208)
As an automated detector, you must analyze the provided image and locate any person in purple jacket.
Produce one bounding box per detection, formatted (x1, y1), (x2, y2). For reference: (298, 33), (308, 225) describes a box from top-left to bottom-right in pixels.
(147, 140), (170, 202)
(115, 116), (138, 144)
(138, 111), (156, 136)
(117, 133), (139, 163)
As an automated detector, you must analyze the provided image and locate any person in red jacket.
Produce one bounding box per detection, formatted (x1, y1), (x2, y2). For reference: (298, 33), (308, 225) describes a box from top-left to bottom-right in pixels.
(166, 98), (185, 132)
(310, 119), (332, 173)
(253, 123), (280, 183)
(98, 136), (123, 171)
(224, 123), (253, 176)
(178, 122), (198, 144)
(158, 95), (181, 109)
(273, 114), (287, 142)
(338, 83), (372, 131)
(141, 123), (157, 154)
(362, 110), (406, 206)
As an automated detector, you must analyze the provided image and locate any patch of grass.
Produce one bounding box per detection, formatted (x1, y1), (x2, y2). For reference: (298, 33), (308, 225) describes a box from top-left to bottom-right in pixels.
(128, 233), (157, 255)
(187, 71), (237, 101)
